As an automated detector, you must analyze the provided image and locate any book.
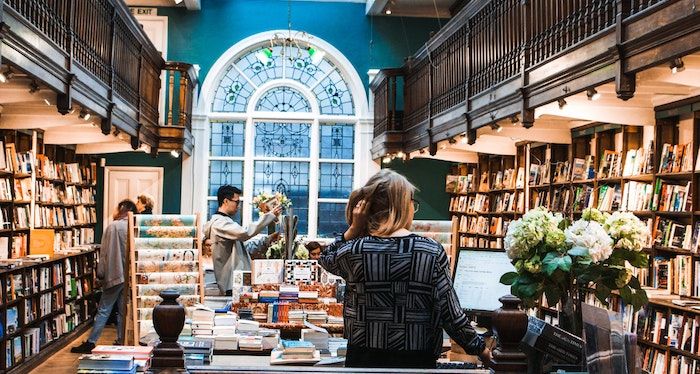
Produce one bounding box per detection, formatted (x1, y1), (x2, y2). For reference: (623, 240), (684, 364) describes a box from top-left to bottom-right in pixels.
(571, 158), (585, 180)
(521, 316), (585, 364)
(252, 259), (284, 285)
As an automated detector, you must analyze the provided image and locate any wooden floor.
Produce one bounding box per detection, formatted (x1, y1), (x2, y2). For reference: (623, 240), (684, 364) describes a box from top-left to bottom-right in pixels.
(30, 325), (117, 374)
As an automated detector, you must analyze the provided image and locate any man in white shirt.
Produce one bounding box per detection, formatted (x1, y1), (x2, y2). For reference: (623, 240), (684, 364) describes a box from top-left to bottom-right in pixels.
(204, 185), (281, 295)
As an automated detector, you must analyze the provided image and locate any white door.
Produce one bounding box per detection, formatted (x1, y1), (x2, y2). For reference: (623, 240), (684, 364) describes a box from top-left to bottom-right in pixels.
(103, 166), (164, 225)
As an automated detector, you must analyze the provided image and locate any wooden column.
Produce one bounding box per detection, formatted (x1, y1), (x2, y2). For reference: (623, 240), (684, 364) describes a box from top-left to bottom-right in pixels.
(490, 295), (528, 374)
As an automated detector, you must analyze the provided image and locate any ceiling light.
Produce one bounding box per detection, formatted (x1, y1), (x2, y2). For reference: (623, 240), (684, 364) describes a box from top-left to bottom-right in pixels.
(460, 133), (469, 144)
(174, 0), (183, 4)
(385, 9), (392, 14)
(307, 46), (326, 65)
(670, 57), (685, 74)
(0, 72), (5, 84)
(382, 155), (391, 164)
(448, 137), (457, 144)
(586, 88), (601, 101)
(0, 67), (14, 84)
(419, 148), (426, 154)
(558, 98), (567, 110)
(43, 98), (51, 106)
(170, 150), (180, 158)
(255, 47), (273, 65)
(396, 151), (404, 158)
(79, 109), (91, 121)
(510, 115), (519, 125)
(490, 123), (502, 133)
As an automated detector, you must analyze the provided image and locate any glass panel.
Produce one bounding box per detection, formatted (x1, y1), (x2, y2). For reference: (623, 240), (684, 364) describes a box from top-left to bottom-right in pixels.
(235, 45), (284, 87)
(254, 122), (311, 157)
(255, 86), (311, 112)
(210, 122), (245, 157)
(319, 163), (353, 199)
(313, 68), (354, 115)
(285, 50), (334, 87)
(208, 161), (243, 196)
(212, 64), (255, 112)
(320, 123), (354, 159)
(208, 199), (241, 224)
(317, 203), (347, 238)
(253, 161), (309, 235)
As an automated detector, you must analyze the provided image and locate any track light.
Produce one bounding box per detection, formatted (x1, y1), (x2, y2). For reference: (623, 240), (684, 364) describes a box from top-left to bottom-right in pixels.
(448, 137), (457, 145)
(255, 47), (273, 65)
(490, 123), (502, 133)
(28, 81), (39, 94)
(670, 58), (685, 74)
(79, 109), (91, 121)
(460, 133), (469, 144)
(558, 98), (567, 110)
(440, 143), (447, 150)
(385, 9), (392, 14)
(587, 88), (601, 101)
(43, 98), (51, 106)
(174, 0), (183, 4)
(170, 150), (180, 158)
(419, 148), (426, 154)
(307, 46), (325, 65)
(396, 151), (404, 159)
(0, 67), (14, 84)
(510, 115), (519, 125)
(0, 72), (5, 84)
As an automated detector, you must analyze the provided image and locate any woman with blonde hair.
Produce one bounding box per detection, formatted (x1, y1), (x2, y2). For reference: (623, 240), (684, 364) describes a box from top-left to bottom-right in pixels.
(319, 169), (491, 368)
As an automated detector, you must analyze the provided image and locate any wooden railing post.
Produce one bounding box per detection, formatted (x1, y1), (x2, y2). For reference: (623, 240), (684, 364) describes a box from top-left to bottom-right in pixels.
(490, 295), (528, 374)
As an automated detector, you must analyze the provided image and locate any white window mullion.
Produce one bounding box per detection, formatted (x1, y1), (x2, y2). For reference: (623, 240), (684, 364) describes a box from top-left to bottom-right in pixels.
(209, 156), (246, 162)
(308, 118), (321, 238)
(317, 198), (349, 204)
(243, 116), (256, 228)
(208, 112), (249, 121)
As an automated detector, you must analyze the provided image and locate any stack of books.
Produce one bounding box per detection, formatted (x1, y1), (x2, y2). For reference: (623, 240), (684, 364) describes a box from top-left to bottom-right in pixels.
(238, 334), (264, 351)
(259, 328), (280, 350)
(279, 285), (299, 302)
(214, 334), (238, 350)
(191, 305), (215, 337)
(77, 354), (136, 374)
(259, 290), (280, 303)
(327, 315), (343, 324)
(288, 309), (305, 323)
(91, 345), (153, 372)
(298, 290), (318, 304)
(280, 340), (316, 359)
(329, 337), (348, 357)
(306, 310), (327, 325)
(302, 323), (329, 350)
(236, 319), (259, 333)
(178, 339), (213, 365)
(237, 307), (253, 320)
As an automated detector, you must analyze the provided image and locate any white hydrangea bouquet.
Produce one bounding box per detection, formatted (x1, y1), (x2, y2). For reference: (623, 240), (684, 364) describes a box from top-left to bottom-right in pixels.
(500, 207), (649, 334)
(252, 191), (292, 212)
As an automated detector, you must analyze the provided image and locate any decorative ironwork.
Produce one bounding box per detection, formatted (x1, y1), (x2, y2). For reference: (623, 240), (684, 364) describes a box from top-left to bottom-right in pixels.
(255, 87), (311, 112)
(319, 163), (353, 199)
(210, 122), (245, 157)
(317, 203), (347, 237)
(208, 161), (244, 196)
(254, 122), (311, 157)
(320, 123), (354, 159)
(254, 161), (310, 234)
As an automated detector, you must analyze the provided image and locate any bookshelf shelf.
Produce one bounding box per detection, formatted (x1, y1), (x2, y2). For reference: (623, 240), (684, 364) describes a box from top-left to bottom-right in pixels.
(655, 171), (694, 180)
(571, 179), (596, 185)
(623, 174), (655, 182)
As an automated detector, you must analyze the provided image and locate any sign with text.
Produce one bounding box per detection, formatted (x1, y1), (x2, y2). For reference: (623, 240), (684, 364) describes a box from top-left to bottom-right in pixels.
(130, 7), (157, 16)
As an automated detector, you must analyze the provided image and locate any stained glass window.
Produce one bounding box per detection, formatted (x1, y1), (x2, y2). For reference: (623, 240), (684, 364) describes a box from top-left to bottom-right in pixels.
(317, 203), (347, 237)
(254, 161), (309, 235)
(208, 200), (242, 224)
(286, 53), (333, 87)
(313, 69), (354, 115)
(234, 46), (284, 87)
(212, 64), (255, 112)
(209, 161), (244, 196)
(210, 122), (245, 157)
(255, 87), (311, 112)
(320, 123), (354, 159)
(319, 163), (353, 199)
(254, 122), (311, 157)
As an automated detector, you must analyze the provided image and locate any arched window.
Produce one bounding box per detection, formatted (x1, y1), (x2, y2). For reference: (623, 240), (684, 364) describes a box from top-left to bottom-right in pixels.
(204, 33), (365, 237)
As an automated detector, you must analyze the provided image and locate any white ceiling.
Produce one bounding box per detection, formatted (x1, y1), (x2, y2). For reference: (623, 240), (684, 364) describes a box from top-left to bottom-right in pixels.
(366, 0), (456, 18)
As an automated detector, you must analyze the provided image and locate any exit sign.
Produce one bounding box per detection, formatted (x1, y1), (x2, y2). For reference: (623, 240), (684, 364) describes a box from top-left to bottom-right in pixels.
(130, 7), (157, 16)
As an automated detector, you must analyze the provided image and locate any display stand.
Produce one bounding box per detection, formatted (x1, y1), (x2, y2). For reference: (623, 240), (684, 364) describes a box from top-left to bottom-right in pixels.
(124, 213), (203, 345)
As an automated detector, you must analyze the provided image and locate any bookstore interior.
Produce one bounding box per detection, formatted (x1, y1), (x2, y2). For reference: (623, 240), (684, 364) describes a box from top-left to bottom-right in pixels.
(2, 0), (700, 373)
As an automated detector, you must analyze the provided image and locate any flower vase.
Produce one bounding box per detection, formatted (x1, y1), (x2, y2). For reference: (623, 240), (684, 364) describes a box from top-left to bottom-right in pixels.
(558, 288), (583, 338)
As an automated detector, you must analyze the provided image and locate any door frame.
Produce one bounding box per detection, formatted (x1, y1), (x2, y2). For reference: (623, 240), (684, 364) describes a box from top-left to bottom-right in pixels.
(103, 166), (164, 225)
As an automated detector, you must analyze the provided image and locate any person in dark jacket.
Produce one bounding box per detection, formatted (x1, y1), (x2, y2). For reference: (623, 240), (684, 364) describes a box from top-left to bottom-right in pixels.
(319, 169), (492, 368)
(136, 193), (154, 215)
(71, 199), (137, 353)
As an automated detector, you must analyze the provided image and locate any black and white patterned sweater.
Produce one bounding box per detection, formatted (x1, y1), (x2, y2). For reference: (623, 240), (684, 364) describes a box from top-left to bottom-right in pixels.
(319, 234), (485, 359)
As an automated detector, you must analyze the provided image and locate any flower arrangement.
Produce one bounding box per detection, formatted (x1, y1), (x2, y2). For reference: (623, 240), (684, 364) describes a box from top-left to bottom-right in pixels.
(265, 236), (309, 260)
(252, 191), (292, 211)
(500, 207), (650, 323)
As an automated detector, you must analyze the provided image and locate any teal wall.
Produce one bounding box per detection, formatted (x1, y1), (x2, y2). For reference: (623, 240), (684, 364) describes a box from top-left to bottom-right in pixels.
(95, 152), (182, 240)
(383, 158), (455, 220)
(158, 0), (440, 90)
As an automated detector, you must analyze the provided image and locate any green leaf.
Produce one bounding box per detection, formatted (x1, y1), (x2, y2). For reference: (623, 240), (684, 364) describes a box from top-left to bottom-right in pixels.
(542, 252), (572, 275)
(595, 285), (611, 306)
(544, 286), (562, 307)
(500, 272), (519, 285)
(618, 285), (632, 301)
(628, 276), (641, 290)
(567, 246), (589, 257)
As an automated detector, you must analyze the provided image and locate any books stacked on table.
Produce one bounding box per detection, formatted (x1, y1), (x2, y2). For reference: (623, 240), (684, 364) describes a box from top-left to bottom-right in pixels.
(178, 338), (213, 365)
(279, 285), (299, 303)
(214, 334), (238, 350)
(302, 323), (329, 350)
(192, 305), (215, 336)
(77, 354), (135, 374)
(237, 319), (260, 333)
(298, 290), (318, 304)
(253, 311), (268, 323)
(280, 340), (316, 359)
(213, 311), (238, 350)
(259, 290), (280, 303)
(306, 310), (327, 325)
(259, 328), (280, 350)
(329, 338), (348, 357)
(91, 345), (153, 372)
(288, 309), (305, 324)
(238, 334), (264, 351)
(327, 315), (343, 324)
(180, 323), (193, 337)
(238, 307), (254, 320)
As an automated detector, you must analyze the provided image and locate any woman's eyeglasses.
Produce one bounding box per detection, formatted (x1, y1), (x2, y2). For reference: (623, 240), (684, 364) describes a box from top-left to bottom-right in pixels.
(412, 200), (420, 213)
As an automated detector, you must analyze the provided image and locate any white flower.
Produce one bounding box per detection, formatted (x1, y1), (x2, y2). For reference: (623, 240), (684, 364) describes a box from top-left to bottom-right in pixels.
(604, 211), (649, 252)
(505, 207), (563, 260)
(565, 219), (613, 263)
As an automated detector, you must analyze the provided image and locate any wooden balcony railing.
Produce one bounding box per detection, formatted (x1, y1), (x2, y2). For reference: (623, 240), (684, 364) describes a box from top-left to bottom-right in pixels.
(1, 0), (196, 154)
(370, 0), (700, 158)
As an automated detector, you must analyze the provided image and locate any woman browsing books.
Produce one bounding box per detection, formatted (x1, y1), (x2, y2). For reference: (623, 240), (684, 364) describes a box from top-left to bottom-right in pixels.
(318, 169), (492, 369)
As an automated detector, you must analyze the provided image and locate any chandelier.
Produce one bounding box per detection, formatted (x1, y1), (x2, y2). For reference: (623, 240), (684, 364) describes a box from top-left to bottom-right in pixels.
(255, 0), (326, 66)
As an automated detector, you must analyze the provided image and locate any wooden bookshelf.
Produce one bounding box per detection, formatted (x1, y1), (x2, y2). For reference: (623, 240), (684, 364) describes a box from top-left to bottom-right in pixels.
(0, 250), (98, 372)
